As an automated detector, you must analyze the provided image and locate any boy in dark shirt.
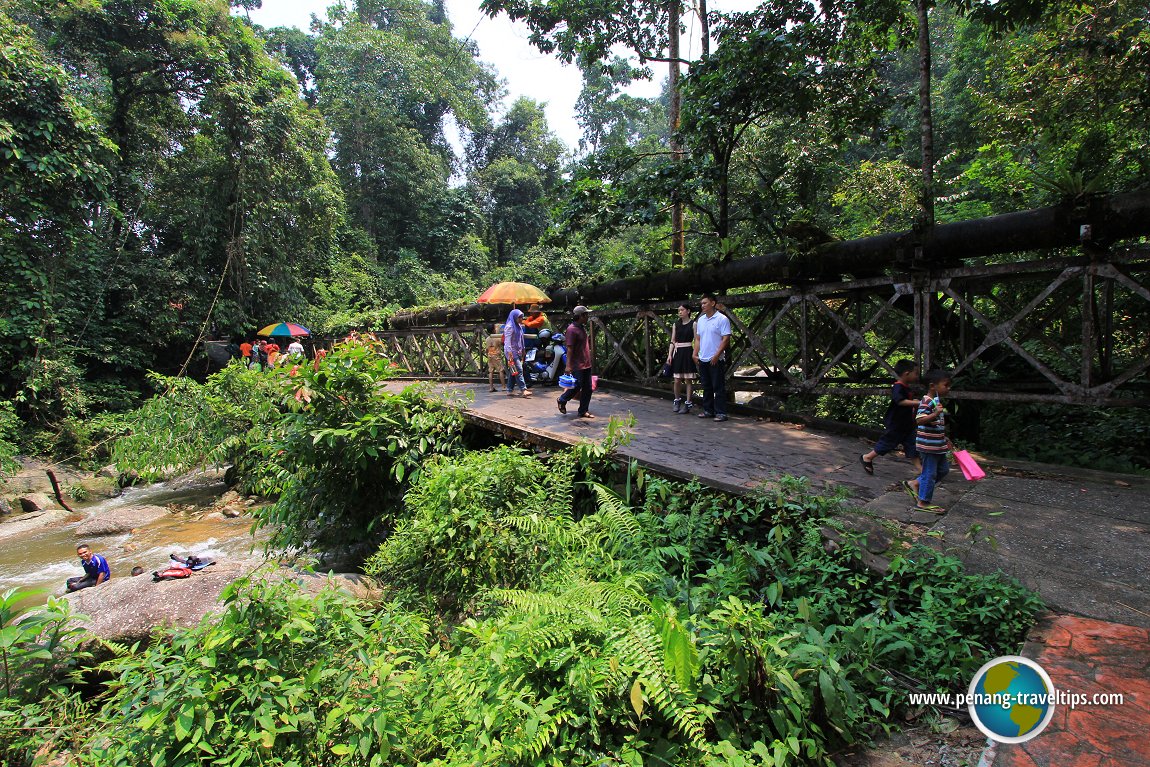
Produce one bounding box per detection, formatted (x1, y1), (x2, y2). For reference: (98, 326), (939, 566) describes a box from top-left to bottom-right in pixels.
(860, 360), (920, 475)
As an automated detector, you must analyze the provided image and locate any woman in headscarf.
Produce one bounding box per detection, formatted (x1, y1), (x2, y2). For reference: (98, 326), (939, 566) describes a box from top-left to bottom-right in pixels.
(503, 308), (533, 397)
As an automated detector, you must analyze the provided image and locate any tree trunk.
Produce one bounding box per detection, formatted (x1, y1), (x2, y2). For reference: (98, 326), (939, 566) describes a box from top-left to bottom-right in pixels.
(917, 0), (935, 229)
(697, 0), (710, 56)
(669, 0), (685, 267)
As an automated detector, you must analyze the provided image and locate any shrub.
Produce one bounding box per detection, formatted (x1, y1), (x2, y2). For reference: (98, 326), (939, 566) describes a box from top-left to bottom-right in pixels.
(251, 342), (467, 551)
(364, 447), (574, 615)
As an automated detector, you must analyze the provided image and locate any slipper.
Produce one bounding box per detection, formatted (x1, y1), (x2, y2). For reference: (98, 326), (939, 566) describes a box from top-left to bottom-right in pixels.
(915, 504), (946, 514)
(860, 455), (874, 475)
(579, 413), (596, 419)
(557, 398), (567, 414)
(901, 480), (917, 501)
(523, 390), (533, 397)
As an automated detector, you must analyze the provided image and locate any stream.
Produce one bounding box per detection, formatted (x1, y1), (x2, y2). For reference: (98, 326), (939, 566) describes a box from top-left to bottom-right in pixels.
(0, 474), (267, 602)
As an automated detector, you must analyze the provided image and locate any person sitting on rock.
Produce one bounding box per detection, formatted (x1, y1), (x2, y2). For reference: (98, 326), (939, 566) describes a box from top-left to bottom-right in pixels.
(66, 544), (110, 592)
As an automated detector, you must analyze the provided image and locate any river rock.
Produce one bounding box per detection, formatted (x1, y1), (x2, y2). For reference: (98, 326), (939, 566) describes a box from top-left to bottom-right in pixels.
(97, 464), (119, 480)
(65, 564), (379, 645)
(19, 493), (58, 513)
(75, 504), (170, 537)
(0, 509), (73, 539)
(75, 476), (120, 501)
(296, 571), (385, 603)
(0, 497), (11, 516)
(65, 560), (261, 644)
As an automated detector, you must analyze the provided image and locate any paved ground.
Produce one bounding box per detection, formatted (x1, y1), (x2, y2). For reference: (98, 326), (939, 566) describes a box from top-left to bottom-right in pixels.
(992, 614), (1150, 767)
(393, 381), (1150, 764)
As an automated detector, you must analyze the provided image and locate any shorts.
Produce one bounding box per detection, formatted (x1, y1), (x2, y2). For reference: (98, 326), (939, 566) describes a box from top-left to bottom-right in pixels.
(487, 354), (505, 372)
(873, 429), (918, 458)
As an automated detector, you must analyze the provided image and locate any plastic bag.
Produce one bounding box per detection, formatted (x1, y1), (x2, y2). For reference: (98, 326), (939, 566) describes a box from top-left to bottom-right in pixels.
(954, 450), (986, 481)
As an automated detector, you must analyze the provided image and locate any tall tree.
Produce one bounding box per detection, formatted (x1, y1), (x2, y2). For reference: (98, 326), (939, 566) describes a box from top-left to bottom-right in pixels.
(315, 0), (498, 263)
(471, 98), (565, 264)
(0, 9), (112, 403)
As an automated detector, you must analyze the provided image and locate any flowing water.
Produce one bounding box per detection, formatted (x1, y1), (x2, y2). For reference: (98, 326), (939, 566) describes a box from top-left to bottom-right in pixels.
(0, 474), (267, 603)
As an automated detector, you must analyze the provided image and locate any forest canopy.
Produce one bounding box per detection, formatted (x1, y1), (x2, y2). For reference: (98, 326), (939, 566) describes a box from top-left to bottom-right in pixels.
(1, 0), (1147, 442)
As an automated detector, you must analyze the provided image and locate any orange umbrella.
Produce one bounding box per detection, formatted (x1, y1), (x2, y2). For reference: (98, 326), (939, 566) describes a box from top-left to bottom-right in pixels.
(476, 281), (551, 305)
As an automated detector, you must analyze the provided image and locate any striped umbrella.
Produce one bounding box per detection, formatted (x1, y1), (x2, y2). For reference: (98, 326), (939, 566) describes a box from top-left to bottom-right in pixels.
(257, 322), (311, 337)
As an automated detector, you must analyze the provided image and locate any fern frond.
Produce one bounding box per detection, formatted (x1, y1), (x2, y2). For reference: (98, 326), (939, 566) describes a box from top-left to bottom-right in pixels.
(611, 617), (708, 750)
(585, 483), (645, 550)
(491, 589), (572, 616)
(503, 513), (583, 551)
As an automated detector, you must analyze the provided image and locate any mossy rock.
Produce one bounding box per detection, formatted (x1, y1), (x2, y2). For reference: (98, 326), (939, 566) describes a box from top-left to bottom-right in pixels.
(75, 476), (120, 501)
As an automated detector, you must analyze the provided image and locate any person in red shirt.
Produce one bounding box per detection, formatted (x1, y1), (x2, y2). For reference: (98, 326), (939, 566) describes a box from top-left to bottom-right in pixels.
(240, 341), (253, 362)
(557, 306), (594, 418)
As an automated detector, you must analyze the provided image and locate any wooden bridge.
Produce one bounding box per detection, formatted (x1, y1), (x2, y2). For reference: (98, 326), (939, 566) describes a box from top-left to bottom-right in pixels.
(376, 250), (1150, 427)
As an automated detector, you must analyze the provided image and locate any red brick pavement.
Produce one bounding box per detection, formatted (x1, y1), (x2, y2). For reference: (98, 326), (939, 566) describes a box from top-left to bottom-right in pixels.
(994, 614), (1150, 767)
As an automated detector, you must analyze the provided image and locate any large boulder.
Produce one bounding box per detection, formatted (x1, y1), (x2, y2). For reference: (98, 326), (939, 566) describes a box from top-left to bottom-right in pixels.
(74, 476), (120, 501)
(75, 505), (170, 537)
(19, 492), (58, 513)
(0, 497), (11, 517)
(64, 564), (377, 644)
(0, 509), (73, 540)
(64, 561), (260, 644)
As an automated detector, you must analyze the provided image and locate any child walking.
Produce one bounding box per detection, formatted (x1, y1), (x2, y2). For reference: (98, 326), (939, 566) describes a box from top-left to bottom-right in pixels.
(904, 370), (953, 513)
(860, 360), (921, 474)
(485, 326), (506, 392)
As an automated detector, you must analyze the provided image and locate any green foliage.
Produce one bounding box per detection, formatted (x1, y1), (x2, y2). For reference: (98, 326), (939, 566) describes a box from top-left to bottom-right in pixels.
(110, 365), (282, 483)
(831, 160), (920, 238)
(0, 400), (21, 476)
(251, 342), (467, 551)
(365, 447), (573, 615)
(84, 575), (428, 767)
(0, 589), (89, 766)
(978, 402), (1150, 473)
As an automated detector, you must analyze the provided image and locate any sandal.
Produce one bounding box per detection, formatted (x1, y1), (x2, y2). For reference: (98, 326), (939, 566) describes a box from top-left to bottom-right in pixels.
(523, 390), (533, 397)
(901, 480), (918, 501)
(915, 504), (946, 514)
(579, 413), (596, 419)
(860, 455), (874, 475)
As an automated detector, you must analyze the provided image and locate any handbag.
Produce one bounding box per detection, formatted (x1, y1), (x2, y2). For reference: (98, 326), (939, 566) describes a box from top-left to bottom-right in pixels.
(659, 363), (672, 378)
(954, 450), (986, 481)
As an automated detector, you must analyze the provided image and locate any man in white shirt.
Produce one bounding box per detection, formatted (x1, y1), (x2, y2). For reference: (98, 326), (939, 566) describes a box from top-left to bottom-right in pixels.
(287, 339), (305, 358)
(692, 293), (732, 422)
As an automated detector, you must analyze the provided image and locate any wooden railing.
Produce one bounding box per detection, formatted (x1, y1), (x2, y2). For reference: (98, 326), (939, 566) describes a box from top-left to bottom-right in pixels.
(377, 249), (1150, 407)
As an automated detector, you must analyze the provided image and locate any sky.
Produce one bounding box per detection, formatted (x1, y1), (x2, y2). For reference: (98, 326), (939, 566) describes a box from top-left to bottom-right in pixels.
(245, 0), (749, 151)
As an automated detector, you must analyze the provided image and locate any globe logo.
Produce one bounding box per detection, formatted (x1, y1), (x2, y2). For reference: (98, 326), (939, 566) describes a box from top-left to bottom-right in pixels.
(968, 656), (1056, 744)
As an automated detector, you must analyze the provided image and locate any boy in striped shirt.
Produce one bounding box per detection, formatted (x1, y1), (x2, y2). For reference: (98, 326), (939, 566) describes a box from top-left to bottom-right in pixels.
(905, 370), (953, 513)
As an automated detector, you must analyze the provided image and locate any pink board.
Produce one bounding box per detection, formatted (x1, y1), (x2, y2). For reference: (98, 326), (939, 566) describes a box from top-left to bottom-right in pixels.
(954, 449), (986, 481)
